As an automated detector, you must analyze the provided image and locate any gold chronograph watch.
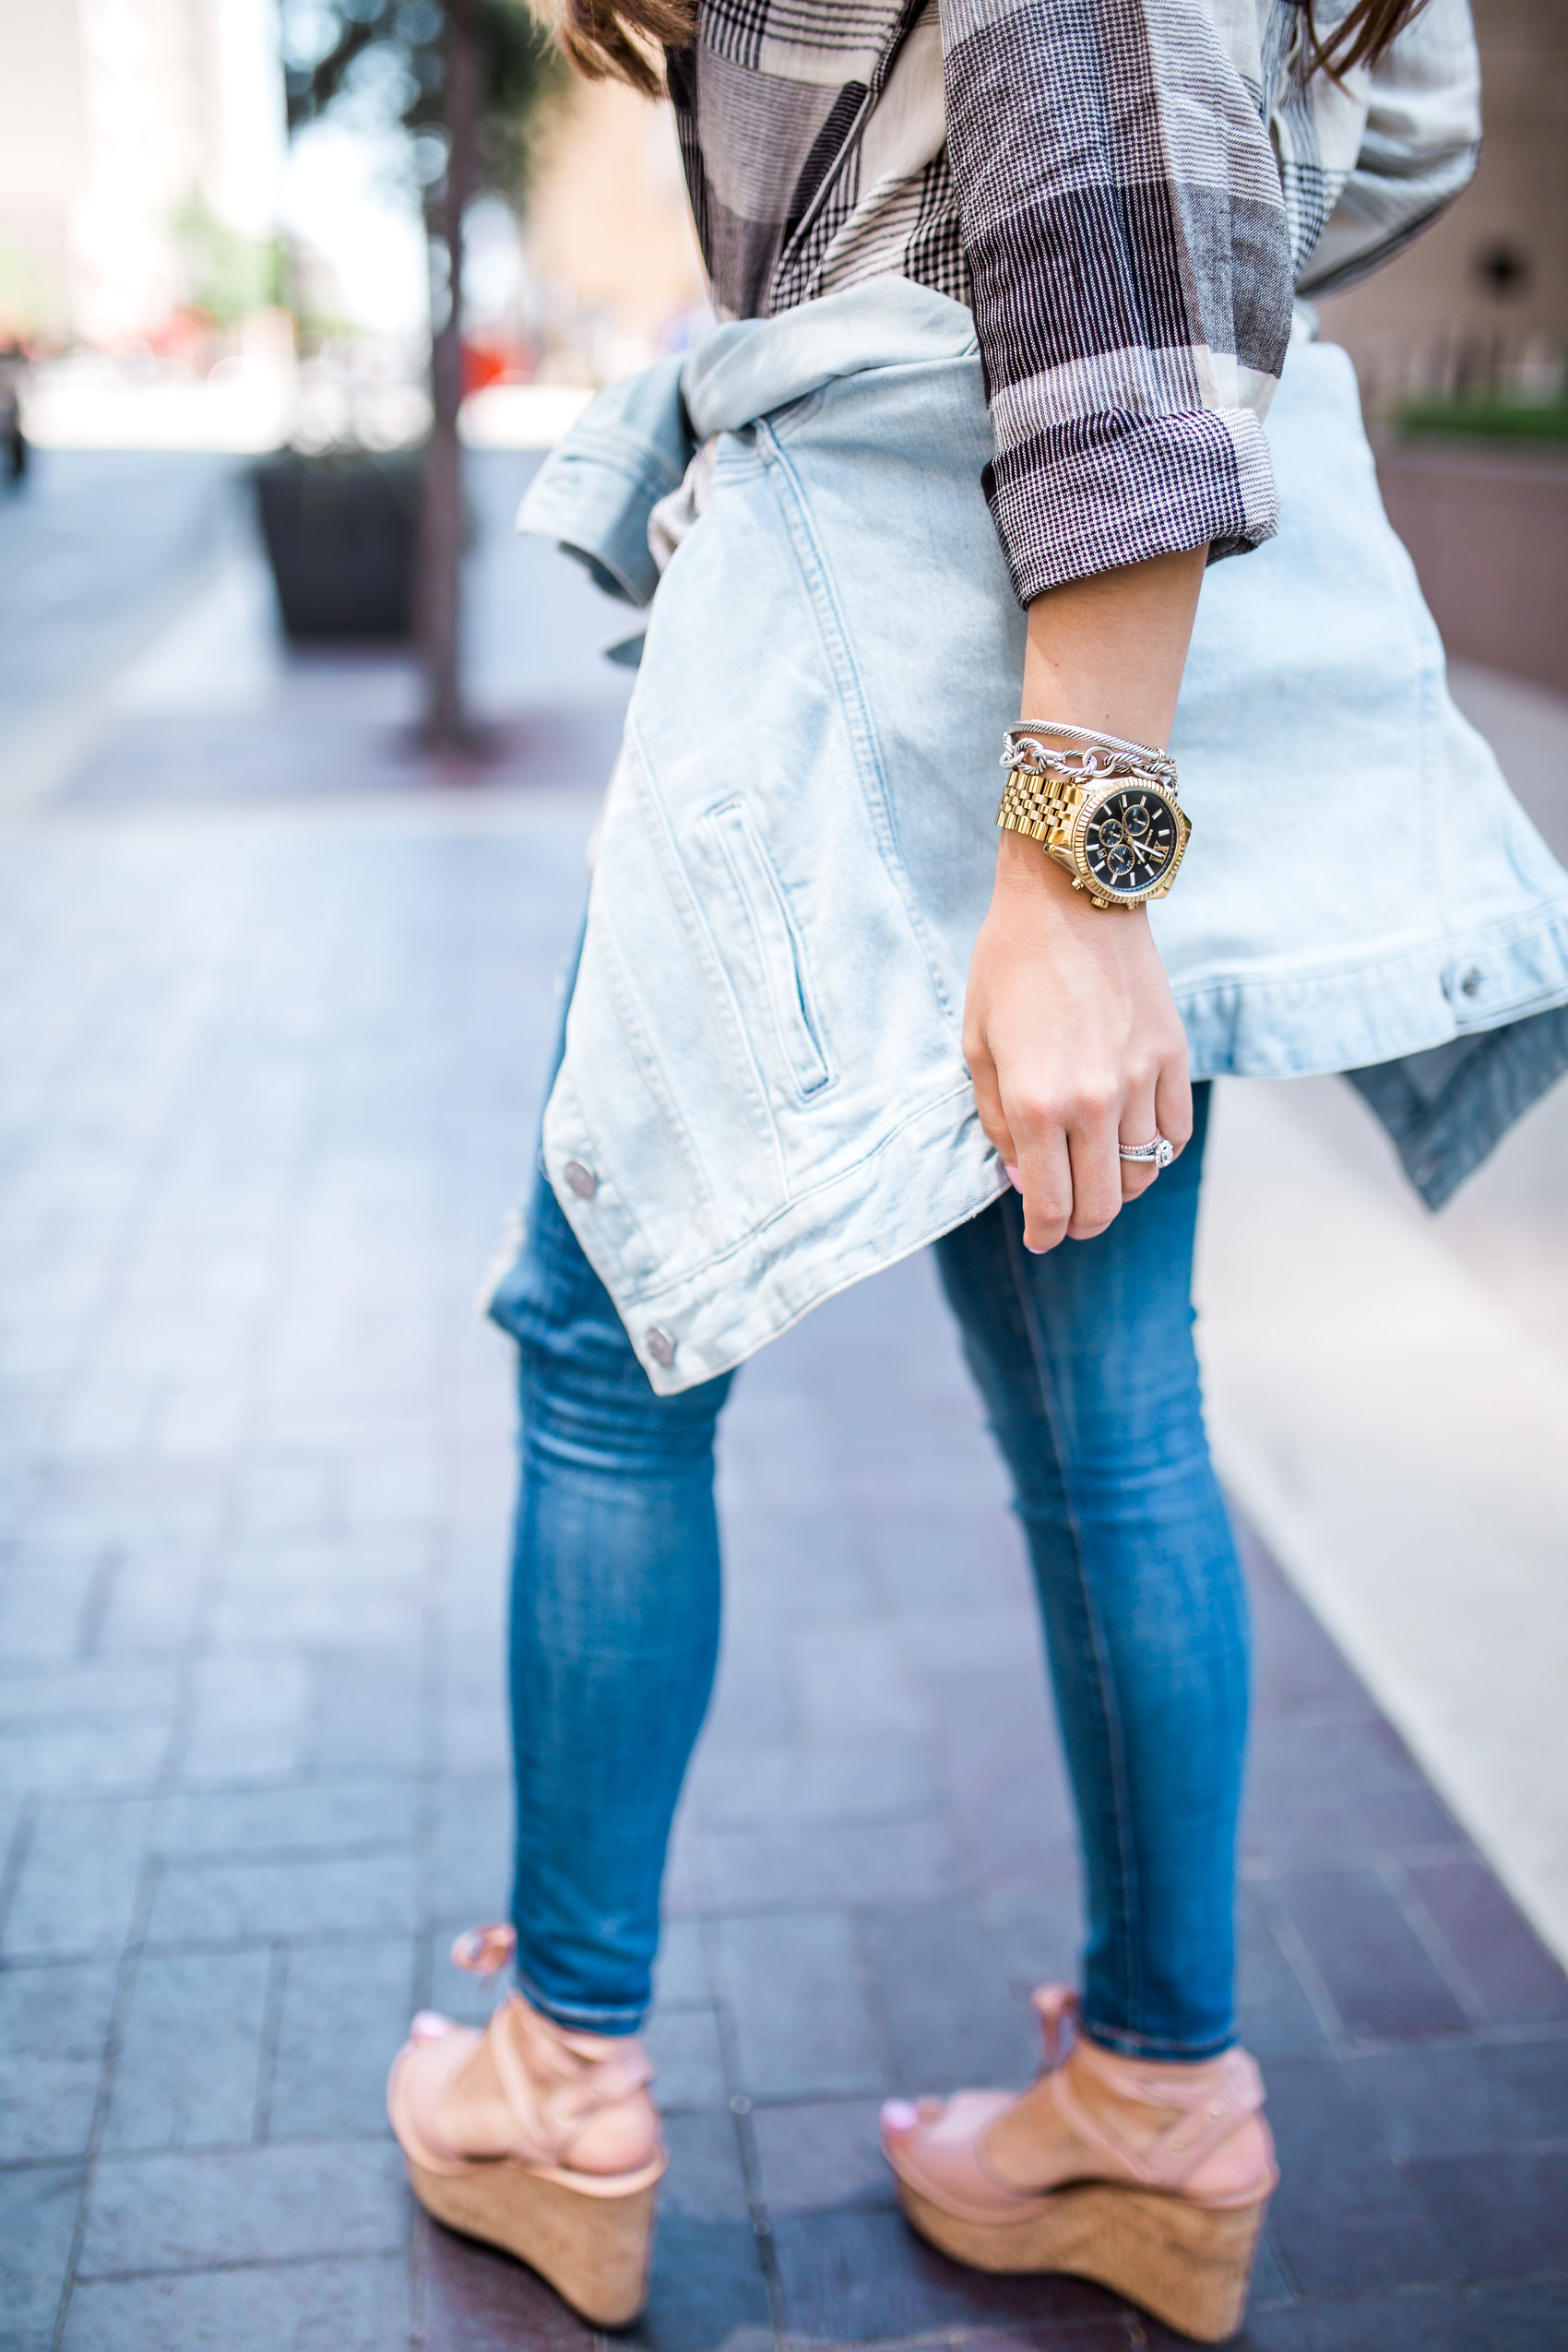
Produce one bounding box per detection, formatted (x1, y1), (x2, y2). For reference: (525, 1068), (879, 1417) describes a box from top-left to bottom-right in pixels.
(997, 721), (1191, 911)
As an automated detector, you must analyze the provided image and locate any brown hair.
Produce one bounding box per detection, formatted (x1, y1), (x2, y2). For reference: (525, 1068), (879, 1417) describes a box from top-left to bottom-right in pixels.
(544, 0), (694, 97)
(1307, 0), (1432, 78)
(544, 0), (1429, 101)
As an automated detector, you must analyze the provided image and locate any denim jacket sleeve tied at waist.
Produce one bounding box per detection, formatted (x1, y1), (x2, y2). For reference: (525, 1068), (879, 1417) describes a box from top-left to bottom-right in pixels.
(517, 279), (1568, 1395)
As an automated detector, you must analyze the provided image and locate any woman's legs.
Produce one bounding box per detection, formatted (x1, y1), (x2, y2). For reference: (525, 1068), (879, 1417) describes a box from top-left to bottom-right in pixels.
(389, 1117), (715, 2322)
(468, 1072), (1258, 2327)
(487, 1037), (1241, 2054)
(932, 1083), (1248, 2059)
(883, 1087), (1267, 2333)
(489, 1158), (733, 2035)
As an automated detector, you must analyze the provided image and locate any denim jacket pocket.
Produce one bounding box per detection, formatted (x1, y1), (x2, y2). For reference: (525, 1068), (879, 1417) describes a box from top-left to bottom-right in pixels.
(702, 799), (834, 1104)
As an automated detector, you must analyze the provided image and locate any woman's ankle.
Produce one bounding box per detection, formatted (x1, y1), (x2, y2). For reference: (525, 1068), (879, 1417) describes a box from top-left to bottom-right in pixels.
(499, 1997), (663, 2176)
(407, 1987), (663, 2179)
(983, 2034), (1272, 2204)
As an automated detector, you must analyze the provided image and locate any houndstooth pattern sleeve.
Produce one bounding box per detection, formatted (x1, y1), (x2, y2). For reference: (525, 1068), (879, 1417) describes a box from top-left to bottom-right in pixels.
(939, 0), (1294, 603)
(667, 0), (1478, 609)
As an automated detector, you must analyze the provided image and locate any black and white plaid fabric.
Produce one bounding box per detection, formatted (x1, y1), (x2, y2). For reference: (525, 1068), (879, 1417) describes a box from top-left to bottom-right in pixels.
(667, 0), (1479, 603)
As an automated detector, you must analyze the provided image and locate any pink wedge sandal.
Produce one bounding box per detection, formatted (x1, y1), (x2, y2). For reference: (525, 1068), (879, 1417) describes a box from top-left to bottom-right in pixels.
(882, 1986), (1278, 2344)
(387, 1926), (667, 2328)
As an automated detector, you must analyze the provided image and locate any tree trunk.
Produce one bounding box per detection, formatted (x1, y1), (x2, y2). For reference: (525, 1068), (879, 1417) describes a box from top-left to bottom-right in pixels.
(420, 0), (481, 748)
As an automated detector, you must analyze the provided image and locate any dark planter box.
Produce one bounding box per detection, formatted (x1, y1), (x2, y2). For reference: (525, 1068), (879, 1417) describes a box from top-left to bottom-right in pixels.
(254, 450), (422, 642)
(1375, 440), (1568, 696)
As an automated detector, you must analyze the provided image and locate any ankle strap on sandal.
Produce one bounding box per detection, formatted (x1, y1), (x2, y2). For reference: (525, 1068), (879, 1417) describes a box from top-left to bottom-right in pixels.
(491, 1993), (655, 2168)
(1029, 1985), (1266, 2194)
(448, 1925), (655, 2168)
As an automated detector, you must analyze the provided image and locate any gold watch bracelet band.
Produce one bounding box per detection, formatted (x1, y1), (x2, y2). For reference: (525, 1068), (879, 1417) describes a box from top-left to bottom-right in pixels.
(993, 722), (1189, 910)
(996, 766), (1085, 848)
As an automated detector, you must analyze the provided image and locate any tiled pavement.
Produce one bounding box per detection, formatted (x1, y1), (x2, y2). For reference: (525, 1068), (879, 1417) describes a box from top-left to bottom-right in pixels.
(0, 453), (236, 749)
(3, 468), (1567, 2352)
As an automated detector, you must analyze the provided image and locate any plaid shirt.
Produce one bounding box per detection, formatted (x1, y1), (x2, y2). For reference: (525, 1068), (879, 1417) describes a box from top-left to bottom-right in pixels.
(667, 0), (1479, 604)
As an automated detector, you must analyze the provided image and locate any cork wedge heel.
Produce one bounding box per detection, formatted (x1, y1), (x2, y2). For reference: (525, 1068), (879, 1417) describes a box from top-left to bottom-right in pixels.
(883, 1986), (1277, 2346)
(401, 2152), (662, 2329)
(894, 2174), (1267, 2344)
(387, 1927), (667, 2330)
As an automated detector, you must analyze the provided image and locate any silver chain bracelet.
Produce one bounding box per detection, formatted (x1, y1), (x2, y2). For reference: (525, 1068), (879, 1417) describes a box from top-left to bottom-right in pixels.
(1001, 719), (1177, 794)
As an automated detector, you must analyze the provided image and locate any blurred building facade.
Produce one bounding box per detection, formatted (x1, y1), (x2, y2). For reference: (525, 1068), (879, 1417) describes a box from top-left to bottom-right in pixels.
(1315, 0), (1568, 700)
(1317, 0), (1566, 408)
(0, 0), (285, 345)
(522, 82), (708, 379)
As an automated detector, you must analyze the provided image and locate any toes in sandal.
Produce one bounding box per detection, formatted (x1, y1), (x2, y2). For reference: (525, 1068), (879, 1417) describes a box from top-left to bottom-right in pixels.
(388, 1926), (666, 2328)
(882, 1986), (1277, 2345)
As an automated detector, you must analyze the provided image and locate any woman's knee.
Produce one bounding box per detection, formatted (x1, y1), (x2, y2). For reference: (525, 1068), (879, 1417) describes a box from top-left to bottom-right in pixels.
(493, 1166), (732, 1474)
(517, 1338), (731, 1479)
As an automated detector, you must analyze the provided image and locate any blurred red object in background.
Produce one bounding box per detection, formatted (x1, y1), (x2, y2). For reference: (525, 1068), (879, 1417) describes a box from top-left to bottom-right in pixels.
(462, 338), (530, 396)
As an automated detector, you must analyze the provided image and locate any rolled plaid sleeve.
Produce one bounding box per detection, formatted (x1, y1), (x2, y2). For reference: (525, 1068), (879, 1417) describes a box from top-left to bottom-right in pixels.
(940, 0), (1294, 604)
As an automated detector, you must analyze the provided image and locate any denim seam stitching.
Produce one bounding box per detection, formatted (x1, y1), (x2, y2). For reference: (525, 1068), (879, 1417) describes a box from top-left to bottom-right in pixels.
(620, 712), (790, 1199)
(753, 415), (957, 1023)
(1002, 1206), (1144, 2042)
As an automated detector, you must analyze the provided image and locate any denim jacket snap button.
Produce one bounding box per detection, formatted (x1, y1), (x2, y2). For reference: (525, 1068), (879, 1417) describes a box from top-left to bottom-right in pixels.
(563, 1159), (598, 1199)
(646, 1327), (675, 1367)
(1459, 966), (1483, 999)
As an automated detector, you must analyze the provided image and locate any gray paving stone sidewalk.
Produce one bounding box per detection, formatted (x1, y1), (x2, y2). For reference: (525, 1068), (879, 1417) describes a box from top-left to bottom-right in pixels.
(2, 465), (1566, 2350)
(0, 453), (236, 762)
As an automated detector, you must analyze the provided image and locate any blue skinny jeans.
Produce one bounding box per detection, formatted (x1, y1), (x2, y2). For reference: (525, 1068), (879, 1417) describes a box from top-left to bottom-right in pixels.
(489, 1081), (1248, 2061)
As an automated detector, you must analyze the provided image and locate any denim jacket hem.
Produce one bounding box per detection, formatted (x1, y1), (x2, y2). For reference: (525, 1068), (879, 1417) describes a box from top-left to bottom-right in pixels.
(518, 280), (1568, 1391)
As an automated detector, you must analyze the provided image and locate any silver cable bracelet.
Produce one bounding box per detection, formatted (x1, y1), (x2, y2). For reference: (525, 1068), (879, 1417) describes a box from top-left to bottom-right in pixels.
(1002, 720), (1177, 791)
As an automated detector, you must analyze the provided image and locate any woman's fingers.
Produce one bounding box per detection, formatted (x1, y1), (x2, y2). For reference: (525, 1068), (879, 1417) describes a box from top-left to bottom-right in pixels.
(1002, 1081), (1097, 1251)
(1118, 1152), (1159, 1202)
(1014, 1121), (1074, 1253)
(1032, 1051), (1188, 1240)
(970, 1027), (1076, 1253)
(1063, 1104), (1123, 1238)
(1004, 1066), (1192, 1248)
(964, 838), (1193, 1254)
(1118, 1067), (1162, 1202)
(1154, 1056), (1194, 1159)
(1114, 1054), (1192, 1201)
(991, 1049), (1191, 1247)
(966, 1037), (1017, 1170)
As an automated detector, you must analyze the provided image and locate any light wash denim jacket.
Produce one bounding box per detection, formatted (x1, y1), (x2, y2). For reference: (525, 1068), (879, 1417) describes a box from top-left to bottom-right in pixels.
(518, 279), (1568, 1395)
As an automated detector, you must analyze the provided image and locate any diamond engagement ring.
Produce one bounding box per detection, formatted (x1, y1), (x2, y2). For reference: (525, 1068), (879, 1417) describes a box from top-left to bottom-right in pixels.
(1119, 1136), (1176, 1170)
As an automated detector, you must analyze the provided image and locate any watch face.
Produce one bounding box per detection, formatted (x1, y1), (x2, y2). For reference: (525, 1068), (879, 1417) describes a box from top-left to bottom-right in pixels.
(1082, 786), (1182, 900)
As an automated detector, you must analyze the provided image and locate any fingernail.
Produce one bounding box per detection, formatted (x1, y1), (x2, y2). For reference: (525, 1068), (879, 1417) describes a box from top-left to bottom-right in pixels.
(1004, 1162), (1022, 1193)
(1024, 1242), (1045, 1254)
(881, 2098), (919, 2132)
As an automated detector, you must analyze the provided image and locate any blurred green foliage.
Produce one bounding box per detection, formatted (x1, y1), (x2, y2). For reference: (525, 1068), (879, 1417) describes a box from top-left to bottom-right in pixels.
(280, 0), (564, 212)
(0, 237), (57, 339)
(1395, 393), (1568, 445)
(174, 199), (286, 327)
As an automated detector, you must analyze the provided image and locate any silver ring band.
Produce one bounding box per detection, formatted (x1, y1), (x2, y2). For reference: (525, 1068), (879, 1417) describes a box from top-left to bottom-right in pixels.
(1119, 1135), (1175, 1170)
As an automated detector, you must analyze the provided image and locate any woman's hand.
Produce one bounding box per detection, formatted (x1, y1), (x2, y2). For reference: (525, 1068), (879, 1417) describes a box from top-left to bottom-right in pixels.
(963, 542), (1208, 1251)
(964, 831), (1192, 1251)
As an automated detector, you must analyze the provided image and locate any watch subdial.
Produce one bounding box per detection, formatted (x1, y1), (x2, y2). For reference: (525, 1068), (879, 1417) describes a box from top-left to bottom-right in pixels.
(1084, 790), (1177, 898)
